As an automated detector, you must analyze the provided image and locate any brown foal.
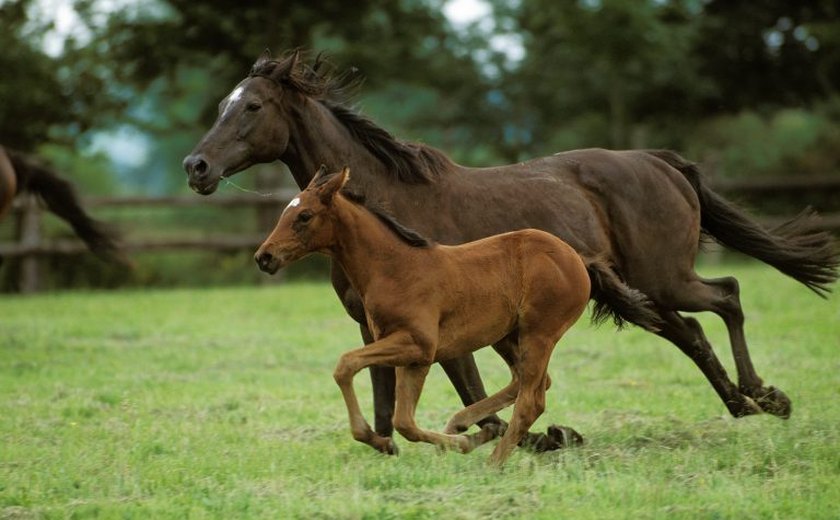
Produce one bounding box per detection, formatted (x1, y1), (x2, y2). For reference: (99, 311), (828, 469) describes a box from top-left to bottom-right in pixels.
(255, 166), (590, 465)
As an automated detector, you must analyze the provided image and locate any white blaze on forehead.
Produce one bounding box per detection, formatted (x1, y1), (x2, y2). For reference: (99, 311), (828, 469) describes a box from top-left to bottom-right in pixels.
(281, 197), (301, 215)
(222, 86), (245, 117)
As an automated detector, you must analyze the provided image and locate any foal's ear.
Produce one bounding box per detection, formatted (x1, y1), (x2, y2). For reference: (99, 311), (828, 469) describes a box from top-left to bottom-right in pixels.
(318, 166), (350, 204)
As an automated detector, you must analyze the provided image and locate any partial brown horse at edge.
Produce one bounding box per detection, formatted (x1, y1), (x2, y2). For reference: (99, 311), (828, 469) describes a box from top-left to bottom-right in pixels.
(255, 166), (593, 465)
(0, 145), (127, 268)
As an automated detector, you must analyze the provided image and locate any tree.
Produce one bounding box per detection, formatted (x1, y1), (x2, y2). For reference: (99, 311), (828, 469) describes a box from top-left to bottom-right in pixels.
(491, 0), (707, 154)
(694, 0), (840, 112)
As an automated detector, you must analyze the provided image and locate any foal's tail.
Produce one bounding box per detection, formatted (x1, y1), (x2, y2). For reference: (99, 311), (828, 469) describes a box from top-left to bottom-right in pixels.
(646, 149), (839, 297)
(586, 258), (662, 332)
(9, 150), (129, 265)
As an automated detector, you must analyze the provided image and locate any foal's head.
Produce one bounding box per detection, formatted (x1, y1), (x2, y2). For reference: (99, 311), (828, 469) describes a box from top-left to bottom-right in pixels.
(255, 165), (349, 274)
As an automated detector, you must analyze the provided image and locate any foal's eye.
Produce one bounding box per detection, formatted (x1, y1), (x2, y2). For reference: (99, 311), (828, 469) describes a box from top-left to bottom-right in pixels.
(297, 211), (313, 224)
(246, 102), (262, 112)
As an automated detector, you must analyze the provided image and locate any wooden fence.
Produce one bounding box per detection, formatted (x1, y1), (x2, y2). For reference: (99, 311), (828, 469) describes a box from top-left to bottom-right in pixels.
(1, 177), (839, 292)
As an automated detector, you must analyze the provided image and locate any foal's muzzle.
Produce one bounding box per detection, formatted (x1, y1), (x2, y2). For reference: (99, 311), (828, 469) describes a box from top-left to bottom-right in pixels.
(255, 251), (280, 274)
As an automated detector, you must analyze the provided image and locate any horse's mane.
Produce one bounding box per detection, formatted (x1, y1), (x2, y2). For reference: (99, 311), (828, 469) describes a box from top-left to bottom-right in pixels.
(341, 188), (431, 248)
(249, 51), (452, 185)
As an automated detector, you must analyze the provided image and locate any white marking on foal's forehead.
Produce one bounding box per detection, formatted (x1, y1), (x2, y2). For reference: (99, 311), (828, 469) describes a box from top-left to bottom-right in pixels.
(222, 86), (245, 116)
(281, 197), (301, 215)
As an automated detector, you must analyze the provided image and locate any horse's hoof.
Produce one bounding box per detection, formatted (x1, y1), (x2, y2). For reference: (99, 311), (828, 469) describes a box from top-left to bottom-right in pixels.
(753, 386), (792, 419)
(519, 424), (583, 452)
(546, 424), (584, 448)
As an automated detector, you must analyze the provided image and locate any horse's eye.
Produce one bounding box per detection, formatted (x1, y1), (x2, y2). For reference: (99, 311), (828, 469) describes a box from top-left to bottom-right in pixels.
(246, 102), (262, 112)
(297, 211), (313, 224)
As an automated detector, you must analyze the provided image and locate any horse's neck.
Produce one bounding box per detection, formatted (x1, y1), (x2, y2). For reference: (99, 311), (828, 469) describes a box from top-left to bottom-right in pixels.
(280, 98), (465, 236)
(280, 99), (392, 192)
(329, 198), (417, 294)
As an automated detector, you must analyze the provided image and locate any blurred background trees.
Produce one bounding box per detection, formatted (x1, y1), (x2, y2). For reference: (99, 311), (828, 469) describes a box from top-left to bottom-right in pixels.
(5, 0), (840, 184)
(2, 0), (840, 288)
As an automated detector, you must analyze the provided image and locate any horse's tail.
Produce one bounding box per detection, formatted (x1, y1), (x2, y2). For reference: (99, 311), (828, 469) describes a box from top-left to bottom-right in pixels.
(646, 149), (839, 297)
(9, 150), (129, 265)
(586, 258), (662, 332)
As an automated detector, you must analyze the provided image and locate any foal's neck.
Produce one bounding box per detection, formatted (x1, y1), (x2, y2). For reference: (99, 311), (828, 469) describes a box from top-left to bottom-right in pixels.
(329, 197), (424, 295)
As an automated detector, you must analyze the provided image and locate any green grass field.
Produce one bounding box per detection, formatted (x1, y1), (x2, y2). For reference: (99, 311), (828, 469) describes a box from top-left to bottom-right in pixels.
(1, 262), (839, 519)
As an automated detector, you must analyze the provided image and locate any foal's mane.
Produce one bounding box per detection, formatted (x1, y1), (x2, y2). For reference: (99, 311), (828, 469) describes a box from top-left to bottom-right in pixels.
(340, 188), (431, 248)
(249, 51), (453, 185)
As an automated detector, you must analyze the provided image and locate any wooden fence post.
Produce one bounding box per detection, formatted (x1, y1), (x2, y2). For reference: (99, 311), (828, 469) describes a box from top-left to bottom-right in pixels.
(18, 194), (42, 293)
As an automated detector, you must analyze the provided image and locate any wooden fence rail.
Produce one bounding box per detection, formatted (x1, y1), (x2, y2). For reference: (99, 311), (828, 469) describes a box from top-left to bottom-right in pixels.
(1, 178), (839, 292)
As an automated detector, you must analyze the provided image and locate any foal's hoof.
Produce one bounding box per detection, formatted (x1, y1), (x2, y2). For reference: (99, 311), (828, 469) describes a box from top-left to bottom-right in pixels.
(519, 424), (584, 453)
(752, 386), (792, 419)
(374, 436), (399, 456)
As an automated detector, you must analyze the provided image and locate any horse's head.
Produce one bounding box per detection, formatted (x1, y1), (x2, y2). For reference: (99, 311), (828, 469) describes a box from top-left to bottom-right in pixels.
(183, 50), (304, 195)
(255, 165), (349, 274)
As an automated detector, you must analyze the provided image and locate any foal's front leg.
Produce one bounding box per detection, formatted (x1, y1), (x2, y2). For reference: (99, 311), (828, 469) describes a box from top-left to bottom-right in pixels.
(394, 366), (503, 453)
(332, 330), (432, 454)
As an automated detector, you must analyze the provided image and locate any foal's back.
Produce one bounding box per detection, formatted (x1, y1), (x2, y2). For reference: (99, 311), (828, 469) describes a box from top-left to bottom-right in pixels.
(421, 229), (590, 361)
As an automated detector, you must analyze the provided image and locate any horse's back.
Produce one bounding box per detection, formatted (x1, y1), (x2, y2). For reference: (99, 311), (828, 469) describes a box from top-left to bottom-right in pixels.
(549, 148), (703, 291)
(0, 146), (17, 219)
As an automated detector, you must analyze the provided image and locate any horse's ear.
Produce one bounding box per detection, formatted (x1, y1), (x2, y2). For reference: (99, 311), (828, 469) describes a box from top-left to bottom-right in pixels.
(273, 49), (301, 81)
(318, 166), (350, 204)
(254, 49), (272, 69)
(312, 164), (329, 183)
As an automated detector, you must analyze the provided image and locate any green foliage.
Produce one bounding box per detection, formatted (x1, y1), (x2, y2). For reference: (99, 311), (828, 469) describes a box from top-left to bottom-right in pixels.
(688, 103), (840, 178)
(1, 265), (839, 517)
(6, 0), (840, 175)
(0, 1), (72, 150)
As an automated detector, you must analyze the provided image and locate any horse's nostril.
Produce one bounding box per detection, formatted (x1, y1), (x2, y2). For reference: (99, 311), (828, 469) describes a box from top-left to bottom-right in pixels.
(183, 155), (209, 177)
(194, 159), (208, 175)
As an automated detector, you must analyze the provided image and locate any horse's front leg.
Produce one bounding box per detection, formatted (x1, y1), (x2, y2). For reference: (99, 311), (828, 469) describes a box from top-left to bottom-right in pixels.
(332, 330), (432, 454)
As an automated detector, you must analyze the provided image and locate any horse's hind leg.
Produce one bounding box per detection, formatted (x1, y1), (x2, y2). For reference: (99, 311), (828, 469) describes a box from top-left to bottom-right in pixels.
(655, 310), (761, 417)
(690, 276), (791, 417)
(658, 274), (791, 417)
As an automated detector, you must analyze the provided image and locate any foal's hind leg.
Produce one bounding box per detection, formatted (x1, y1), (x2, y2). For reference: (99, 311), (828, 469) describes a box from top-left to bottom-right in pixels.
(489, 336), (554, 466)
(443, 379), (518, 435)
(471, 336), (583, 452)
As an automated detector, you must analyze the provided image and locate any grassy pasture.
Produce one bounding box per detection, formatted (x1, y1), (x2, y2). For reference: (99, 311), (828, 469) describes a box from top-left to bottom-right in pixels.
(1, 262), (838, 519)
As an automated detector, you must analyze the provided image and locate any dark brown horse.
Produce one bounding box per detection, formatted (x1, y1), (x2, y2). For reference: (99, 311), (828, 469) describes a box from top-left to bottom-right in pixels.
(184, 51), (838, 451)
(255, 166), (592, 465)
(0, 145), (126, 266)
